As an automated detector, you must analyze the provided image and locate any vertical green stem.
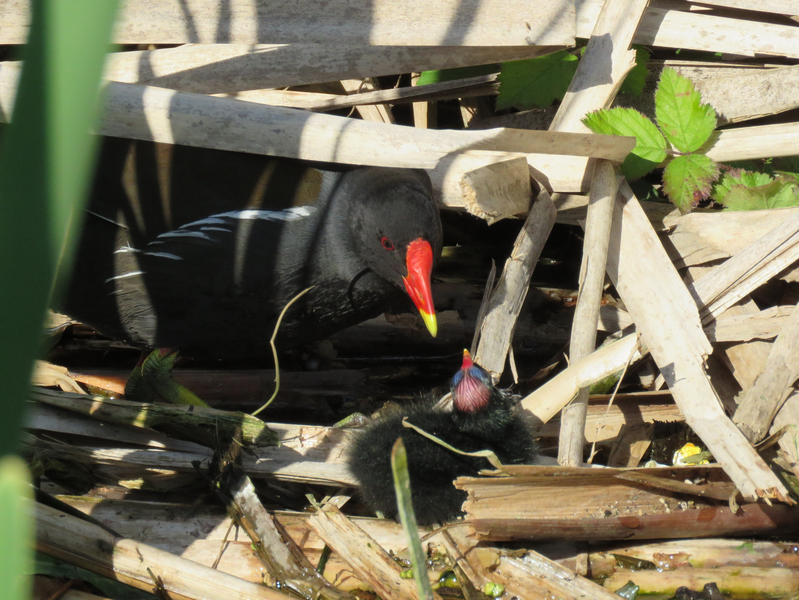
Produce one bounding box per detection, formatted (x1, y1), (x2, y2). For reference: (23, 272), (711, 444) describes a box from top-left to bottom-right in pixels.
(0, 2), (118, 599)
(391, 438), (434, 600)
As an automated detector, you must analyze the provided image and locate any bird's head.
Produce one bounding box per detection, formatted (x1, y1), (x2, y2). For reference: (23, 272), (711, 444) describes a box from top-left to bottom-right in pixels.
(450, 349), (494, 414)
(350, 169), (442, 337)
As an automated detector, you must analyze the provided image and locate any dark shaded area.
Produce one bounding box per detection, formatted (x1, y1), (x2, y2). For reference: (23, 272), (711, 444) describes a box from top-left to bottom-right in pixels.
(59, 137), (442, 360)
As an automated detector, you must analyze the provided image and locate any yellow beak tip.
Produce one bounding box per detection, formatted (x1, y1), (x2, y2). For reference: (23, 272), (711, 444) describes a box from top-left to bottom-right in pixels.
(420, 311), (438, 338)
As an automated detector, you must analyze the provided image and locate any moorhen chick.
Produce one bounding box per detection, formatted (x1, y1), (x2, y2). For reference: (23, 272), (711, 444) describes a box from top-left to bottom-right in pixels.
(347, 350), (537, 525)
(60, 139), (443, 362)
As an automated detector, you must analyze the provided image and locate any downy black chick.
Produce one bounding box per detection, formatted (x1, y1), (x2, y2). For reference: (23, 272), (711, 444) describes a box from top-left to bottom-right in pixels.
(347, 350), (537, 525)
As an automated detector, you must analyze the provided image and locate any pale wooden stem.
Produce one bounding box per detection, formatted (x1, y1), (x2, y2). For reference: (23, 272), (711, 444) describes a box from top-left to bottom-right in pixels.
(550, 0), (647, 133)
(473, 190), (557, 379)
(340, 78), (394, 123)
(683, 0), (799, 15)
(2, 0), (577, 46)
(576, 2), (799, 59)
(547, 0), (647, 466)
(0, 65), (634, 166)
(98, 45), (552, 93)
(733, 301), (799, 442)
(226, 472), (353, 600)
(307, 505), (418, 600)
(219, 74), (497, 111)
(34, 502), (293, 600)
(688, 209), (799, 323)
(704, 122), (799, 163)
(458, 157), (532, 224)
(500, 553), (624, 600)
(559, 160), (618, 466)
(520, 333), (644, 424)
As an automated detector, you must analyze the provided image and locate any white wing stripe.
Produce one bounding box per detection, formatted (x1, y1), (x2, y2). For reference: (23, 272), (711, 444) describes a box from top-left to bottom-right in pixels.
(144, 252), (184, 260)
(105, 271), (145, 283)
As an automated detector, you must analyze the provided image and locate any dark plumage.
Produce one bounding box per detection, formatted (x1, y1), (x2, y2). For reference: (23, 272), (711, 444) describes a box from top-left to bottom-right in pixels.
(60, 138), (443, 359)
(347, 350), (537, 525)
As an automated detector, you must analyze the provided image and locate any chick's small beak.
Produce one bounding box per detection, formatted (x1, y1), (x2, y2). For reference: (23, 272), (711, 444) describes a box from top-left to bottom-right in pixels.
(403, 238), (437, 337)
(462, 349), (473, 369)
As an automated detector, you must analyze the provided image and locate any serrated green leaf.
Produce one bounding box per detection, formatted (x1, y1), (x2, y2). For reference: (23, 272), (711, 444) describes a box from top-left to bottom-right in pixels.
(655, 67), (717, 153)
(719, 179), (799, 211)
(776, 171), (799, 186)
(619, 47), (650, 97)
(712, 170), (773, 203)
(662, 154), (719, 213)
(496, 50), (578, 110)
(583, 107), (667, 180)
(416, 64), (499, 86)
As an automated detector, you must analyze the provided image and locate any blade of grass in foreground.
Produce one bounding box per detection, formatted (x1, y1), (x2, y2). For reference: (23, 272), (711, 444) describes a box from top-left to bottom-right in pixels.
(0, 2), (118, 598)
(391, 438), (434, 600)
(0, 457), (32, 600)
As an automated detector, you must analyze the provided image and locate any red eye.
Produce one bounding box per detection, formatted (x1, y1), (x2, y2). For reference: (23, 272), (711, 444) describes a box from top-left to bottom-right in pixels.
(381, 237), (394, 250)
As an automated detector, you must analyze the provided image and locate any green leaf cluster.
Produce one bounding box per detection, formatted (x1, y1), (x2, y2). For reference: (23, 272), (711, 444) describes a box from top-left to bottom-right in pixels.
(583, 67), (799, 214)
(496, 50), (578, 111)
(495, 44), (649, 112)
(713, 171), (799, 211)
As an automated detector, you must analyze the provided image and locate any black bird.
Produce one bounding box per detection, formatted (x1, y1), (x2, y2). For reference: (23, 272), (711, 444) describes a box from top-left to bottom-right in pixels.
(347, 350), (537, 525)
(59, 138), (443, 361)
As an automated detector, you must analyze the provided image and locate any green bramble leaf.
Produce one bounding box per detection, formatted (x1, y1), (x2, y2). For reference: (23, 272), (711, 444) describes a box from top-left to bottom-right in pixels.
(776, 171), (799, 186)
(583, 107), (667, 180)
(655, 67), (717, 153)
(662, 154), (719, 213)
(619, 46), (650, 97)
(712, 170), (773, 203)
(496, 50), (578, 110)
(718, 179), (799, 211)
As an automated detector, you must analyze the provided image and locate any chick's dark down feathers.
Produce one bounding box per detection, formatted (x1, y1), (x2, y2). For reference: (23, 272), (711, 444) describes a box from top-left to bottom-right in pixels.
(347, 353), (537, 525)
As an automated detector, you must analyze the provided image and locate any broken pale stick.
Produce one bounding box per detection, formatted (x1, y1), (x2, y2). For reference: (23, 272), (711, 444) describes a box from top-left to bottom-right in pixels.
(222, 467), (353, 600)
(733, 301), (799, 443)
(688, 208), (799, 324)
(550, 0), (644, 133)
(34, 501), (293, 600)
(664, 207), (799, 269)
(706, 305), (795, 343)
(473, 189), (557, 379)
(307, 504), (419, 600)
(520, 333), (644, 424)
(429, 151), (532, 221)
(2, 0), (578, 46)
(458, 156), (532, 224)
(499, 552), (629, 600)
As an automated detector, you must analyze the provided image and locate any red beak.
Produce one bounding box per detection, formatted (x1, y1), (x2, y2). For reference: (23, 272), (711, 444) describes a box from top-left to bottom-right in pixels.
(402, 238), (437, 337)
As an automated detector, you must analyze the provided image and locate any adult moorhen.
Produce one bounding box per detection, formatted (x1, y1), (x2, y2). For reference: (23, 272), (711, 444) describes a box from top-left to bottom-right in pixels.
(59, 138), (443, 362)
(347, 350), (537, 525)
